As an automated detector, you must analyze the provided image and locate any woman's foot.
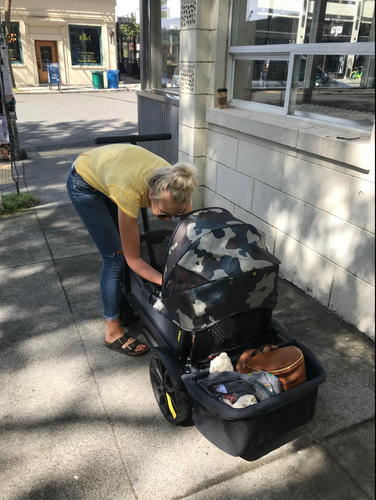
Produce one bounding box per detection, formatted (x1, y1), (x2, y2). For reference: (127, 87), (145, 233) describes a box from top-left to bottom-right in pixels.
(105, 318), (148, 356)
(105, 334), (149, 356)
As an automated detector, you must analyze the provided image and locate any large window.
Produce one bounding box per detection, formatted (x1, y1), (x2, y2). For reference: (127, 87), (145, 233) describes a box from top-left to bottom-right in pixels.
(229, 0), (375, 129)
(2, 22), (22, 63)
(69, 26), (102, 66)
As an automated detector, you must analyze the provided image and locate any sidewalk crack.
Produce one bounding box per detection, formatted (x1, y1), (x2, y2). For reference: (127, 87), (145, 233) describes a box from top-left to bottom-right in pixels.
(28, 185), (139, 500)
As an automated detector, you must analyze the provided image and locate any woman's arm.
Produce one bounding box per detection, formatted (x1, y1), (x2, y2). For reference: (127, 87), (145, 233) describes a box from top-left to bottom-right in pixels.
(118, 208), (162, 286)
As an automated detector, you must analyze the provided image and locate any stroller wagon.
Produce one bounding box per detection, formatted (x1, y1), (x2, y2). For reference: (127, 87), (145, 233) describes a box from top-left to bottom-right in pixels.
(122, 206), (326, 457)
(94, 134), (326, 457)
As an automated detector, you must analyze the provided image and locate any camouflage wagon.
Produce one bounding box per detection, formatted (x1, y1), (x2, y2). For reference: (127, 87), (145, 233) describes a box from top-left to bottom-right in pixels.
(153, 207), (281, 331)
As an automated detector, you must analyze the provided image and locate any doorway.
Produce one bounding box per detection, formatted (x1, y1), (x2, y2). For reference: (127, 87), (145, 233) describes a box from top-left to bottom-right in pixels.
(35, 41), (58, 83)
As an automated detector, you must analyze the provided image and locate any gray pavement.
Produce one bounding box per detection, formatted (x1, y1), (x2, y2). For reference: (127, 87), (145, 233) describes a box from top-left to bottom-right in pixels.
(0, 149), (374, 500)
(15, 89), (139, 152)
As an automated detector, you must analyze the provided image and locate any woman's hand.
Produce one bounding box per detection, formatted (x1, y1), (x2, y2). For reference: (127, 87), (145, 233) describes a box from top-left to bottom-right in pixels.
(118, 208), (163, 285)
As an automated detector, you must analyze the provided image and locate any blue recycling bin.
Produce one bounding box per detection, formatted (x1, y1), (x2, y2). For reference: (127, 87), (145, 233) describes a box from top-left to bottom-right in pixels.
(106, 70), (119, 89)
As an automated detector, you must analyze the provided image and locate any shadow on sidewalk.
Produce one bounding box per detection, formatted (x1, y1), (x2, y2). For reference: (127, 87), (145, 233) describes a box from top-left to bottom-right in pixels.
(18, 120), (138, 152)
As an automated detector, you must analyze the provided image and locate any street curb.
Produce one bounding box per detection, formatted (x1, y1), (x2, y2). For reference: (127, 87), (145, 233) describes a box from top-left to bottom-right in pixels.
(14, 85), (141, 95)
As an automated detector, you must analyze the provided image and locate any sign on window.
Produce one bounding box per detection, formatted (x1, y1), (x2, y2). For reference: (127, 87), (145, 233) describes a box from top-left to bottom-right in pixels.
(2, 22), (22, 62)
(69, 26), (102, 66)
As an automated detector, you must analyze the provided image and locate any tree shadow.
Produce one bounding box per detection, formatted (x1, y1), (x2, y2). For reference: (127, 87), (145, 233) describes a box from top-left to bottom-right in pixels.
(18, 119), (138, 152)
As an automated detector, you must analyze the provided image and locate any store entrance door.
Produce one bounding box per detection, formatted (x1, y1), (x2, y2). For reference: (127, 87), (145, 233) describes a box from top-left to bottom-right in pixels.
(35, 41), (58, 83)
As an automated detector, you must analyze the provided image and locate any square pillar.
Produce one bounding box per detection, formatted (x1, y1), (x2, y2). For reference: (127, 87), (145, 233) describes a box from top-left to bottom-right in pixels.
(178, 0), (230, 208)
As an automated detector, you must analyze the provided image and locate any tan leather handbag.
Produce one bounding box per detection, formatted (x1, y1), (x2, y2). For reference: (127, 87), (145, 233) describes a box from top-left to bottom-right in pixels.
(236, 345), (307, 391)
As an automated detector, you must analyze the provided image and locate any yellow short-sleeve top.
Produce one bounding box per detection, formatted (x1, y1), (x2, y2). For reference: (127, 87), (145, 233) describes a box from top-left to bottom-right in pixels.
(74, 144), (171, 219)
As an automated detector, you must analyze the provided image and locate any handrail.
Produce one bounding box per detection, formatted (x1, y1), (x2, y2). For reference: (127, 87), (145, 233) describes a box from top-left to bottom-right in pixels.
(94, 133), (172, 145)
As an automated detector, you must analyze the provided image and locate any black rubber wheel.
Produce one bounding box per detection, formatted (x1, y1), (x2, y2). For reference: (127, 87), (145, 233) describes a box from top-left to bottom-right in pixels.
(149, 353), (192, 425)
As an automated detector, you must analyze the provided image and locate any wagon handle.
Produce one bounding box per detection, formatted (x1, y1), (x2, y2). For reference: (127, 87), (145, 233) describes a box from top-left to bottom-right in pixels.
(94, 133), (172, 145)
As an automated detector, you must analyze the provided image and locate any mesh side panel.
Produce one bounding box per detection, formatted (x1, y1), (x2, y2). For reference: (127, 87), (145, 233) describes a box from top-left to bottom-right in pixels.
(140, 236), (170, 273)
(207, 309), (263, 346)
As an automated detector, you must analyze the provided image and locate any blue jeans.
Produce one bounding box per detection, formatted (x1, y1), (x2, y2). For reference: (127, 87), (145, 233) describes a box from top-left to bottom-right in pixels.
(66, 165), (125, 321)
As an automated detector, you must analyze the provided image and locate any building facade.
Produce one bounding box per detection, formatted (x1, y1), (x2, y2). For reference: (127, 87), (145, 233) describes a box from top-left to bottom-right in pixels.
(0, 0), (117, 87)
(138, 0), (375, 339)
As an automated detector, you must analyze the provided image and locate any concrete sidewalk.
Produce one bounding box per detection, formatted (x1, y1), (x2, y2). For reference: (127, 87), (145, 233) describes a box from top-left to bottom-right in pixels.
(0, 149), (374, 500)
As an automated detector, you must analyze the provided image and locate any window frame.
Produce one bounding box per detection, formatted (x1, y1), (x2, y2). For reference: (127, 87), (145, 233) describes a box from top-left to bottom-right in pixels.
(227, 2), (376, 129)
(68, 25), (103, 67)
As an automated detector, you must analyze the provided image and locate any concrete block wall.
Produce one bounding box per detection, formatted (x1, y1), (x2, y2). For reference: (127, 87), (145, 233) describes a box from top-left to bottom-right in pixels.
(202, 113), (375, 340)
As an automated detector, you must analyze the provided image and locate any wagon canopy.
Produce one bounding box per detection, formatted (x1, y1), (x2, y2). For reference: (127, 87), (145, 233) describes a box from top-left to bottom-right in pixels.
(153, 208), (281, 331)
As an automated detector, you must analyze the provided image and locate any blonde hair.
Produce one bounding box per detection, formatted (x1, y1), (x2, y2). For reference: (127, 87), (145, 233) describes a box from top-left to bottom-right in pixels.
(147, 162), (198, 204)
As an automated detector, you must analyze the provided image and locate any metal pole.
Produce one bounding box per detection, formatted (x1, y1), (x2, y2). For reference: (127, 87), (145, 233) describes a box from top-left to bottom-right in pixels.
(150, 0), (161, 90)
(140, 0), (151, 89)
(303, 0), (327, 103)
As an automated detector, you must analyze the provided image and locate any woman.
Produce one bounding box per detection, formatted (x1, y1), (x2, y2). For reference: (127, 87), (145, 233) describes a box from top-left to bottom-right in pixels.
(66, 143), (197, 357)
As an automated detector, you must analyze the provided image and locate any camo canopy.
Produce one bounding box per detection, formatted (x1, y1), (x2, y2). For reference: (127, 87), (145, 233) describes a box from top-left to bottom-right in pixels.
(153, 208), (280, 331)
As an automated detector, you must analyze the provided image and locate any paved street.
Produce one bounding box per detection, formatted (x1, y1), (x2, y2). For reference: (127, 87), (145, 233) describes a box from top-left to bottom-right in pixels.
(15, 90), (138, 152)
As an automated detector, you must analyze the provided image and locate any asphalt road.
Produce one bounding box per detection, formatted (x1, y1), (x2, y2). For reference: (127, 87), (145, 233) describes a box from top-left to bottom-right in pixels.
(15, 90), (139, 152)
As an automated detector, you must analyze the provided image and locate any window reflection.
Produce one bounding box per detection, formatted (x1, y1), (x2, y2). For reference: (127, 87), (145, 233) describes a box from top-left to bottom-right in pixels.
(161, 0), (180, 88)
(232, 0), (375, 46)
(289, 54), (375, 128)
(234, 59), (289, 107)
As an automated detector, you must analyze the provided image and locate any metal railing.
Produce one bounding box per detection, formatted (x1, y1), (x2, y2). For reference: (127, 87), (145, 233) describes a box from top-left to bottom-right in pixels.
(137, 89), (179, 164)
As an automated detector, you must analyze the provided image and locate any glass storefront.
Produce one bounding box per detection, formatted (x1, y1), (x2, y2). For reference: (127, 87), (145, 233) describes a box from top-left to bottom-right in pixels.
(69, 26), (102, 66)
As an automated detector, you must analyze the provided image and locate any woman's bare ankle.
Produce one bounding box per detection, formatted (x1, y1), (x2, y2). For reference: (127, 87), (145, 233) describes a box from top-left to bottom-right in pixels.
(106, 318), (124, 338)
(105, 319), (137, 349)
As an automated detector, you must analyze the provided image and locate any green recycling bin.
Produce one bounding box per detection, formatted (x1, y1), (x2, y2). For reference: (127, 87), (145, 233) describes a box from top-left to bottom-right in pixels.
(91, 71), (104, 89)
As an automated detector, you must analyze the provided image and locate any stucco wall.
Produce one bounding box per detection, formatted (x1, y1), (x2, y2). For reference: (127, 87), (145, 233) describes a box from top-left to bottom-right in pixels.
(0, 0), (117, 86)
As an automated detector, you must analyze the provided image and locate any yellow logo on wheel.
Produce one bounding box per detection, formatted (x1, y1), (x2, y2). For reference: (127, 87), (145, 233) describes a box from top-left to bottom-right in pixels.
(166, 393), (177, 419)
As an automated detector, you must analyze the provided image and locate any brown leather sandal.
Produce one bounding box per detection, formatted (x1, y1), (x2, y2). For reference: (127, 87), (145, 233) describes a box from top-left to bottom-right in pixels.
(105, 335), (149, 357)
